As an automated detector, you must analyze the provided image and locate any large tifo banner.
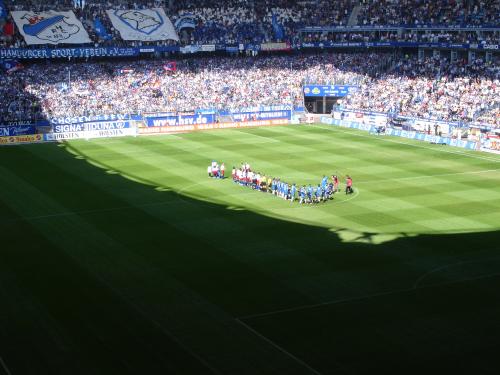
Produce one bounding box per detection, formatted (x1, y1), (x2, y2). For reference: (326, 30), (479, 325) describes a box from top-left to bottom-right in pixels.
(106, 8), (179, 42)
(11, 11), (91, 45)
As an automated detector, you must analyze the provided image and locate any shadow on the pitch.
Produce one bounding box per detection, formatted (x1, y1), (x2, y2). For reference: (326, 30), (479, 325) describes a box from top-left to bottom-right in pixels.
(0, 142), (499, 375)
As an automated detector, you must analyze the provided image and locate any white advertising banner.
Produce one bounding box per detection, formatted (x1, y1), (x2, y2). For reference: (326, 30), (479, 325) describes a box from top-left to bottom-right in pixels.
(106, 8), (179, 42)
(11, 11), (91, 45)
(48, 128), (136, 141)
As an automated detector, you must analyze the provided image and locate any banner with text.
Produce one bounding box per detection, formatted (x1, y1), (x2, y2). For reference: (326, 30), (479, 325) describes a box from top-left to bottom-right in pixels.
(146, 114), (215, 127)
(52, 120), (132, 133)
(0, 125), (36, 136)
(107, 8), (179, 42)
(11, 10), (91, 45)
(0, 134), (44, 145)
(138, 119), (289, 135)
(46, 127), (136, 141)
(0, 46), (139, 60)
(303, 85), (358, 97)
(231, 110), (292, 122)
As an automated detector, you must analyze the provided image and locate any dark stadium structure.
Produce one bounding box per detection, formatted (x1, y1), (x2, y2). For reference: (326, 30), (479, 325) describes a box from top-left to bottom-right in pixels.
(1, 1), (499, 374)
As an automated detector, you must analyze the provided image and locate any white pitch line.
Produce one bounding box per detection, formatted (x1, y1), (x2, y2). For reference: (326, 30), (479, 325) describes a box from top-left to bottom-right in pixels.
(314, 124), (500, 163)
(235, 319), (324, 375)
(0, 199), (183, 224)
(413, 256), (500, 289)
(0, 356), (12, 375)
(336, 187), (360, 203)
(238, 272), (500, 321)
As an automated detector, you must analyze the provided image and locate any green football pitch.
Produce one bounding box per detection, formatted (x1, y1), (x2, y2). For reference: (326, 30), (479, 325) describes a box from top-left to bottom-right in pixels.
(1, 124), (500, 375)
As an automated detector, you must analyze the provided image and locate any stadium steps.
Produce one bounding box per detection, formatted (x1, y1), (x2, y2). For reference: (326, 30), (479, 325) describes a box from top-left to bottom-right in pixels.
(348, 4), (362, 26)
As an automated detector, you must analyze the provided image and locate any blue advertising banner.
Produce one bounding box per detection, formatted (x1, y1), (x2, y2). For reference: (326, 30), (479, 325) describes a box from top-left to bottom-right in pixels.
(301, 25), (500, 32)
(53, 120), (131, 133)
(50, 113), (138, 125)
(146, 114), (215, 127)
(303, 85), (358, 97)
(0, 47), (139, 60)
(231, 110), (291, 122)
(0, 125), (36, 136)
(300, 41), (499, 50)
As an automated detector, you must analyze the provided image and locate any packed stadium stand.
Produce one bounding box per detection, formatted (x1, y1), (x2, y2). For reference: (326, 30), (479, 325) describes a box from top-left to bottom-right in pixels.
(0, 0), (499, 128)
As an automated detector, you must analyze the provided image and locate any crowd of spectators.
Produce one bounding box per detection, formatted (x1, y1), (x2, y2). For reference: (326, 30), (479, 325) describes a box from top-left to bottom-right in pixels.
(357, 0), (500, 26)
(343, 55), (499, 124)
(1, 52), (498, 128)
(0, 0), (498, 48)
(0, 53), (386, 122)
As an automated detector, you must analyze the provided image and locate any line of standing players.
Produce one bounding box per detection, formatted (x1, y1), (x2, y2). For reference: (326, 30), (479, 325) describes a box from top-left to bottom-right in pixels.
(227, 163), (354, 204)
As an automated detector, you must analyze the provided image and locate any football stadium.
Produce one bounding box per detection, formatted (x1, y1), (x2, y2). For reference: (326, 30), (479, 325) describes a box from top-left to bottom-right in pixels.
(1, 1), (500, 374)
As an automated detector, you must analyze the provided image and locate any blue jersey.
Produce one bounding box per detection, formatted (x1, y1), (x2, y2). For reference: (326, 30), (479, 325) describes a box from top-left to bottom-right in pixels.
(321, 177), (328, 189)
(291, 185), (296, 196)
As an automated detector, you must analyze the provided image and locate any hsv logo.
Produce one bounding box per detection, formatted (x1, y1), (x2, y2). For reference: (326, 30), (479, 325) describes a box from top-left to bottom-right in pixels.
(116, 10), (163, 34)
(21, 12), (80, 43)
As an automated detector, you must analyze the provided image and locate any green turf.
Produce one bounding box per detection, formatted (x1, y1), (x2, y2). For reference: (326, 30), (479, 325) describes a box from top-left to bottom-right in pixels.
(1, 124), (500, 374)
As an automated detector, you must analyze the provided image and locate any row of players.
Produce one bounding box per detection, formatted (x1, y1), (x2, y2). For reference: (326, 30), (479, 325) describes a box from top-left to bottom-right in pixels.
(208, 162), (354, 202)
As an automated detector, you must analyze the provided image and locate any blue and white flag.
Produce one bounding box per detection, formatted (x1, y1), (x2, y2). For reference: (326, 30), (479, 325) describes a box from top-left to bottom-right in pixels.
(272, 14), (285, 40)
(94, 18), (112, 40)
(174, 13), (197, 30)
(0, 0), (8, 19)
(11, 10), (91, 45)
(0, 59), (23, 73)
(106, 8), (179, 42)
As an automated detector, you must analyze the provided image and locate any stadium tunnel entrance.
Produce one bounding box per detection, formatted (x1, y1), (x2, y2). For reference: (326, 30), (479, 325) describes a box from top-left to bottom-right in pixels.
(304, 96), (341, 114)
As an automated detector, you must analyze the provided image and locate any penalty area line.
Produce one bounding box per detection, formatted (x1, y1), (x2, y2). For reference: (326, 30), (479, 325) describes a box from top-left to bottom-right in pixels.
(238, 271), (500, 321)
(235, 319), (324, 375)
(0, 356), (12, 375)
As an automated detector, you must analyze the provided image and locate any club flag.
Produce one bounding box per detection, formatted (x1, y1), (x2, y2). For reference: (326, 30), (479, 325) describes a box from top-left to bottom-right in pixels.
(11, 10), (91, 45)
(163, 61), (177, 72)
(272, 14), (285, 40)
(3, 20), (14, 36)
(106, 8), (179, 42)
(94, 18), (112, 40)
(0, 0), (7, 19)
(0, 59), (24, 73)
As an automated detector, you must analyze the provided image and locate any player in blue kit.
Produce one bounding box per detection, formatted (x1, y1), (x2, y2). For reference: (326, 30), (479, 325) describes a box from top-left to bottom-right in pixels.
(316, 184), (323, 203)
(226, 164), (337, 205)
(291, 184), (297, 202)
(307, 184), (313, 203)
(299, 186), (306, 204)
(321, 175), (328, 190)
